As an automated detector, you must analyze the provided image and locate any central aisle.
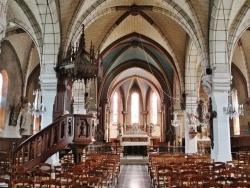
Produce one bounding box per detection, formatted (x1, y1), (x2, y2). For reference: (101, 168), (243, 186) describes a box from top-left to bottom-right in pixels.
(116, 165), (152, 188)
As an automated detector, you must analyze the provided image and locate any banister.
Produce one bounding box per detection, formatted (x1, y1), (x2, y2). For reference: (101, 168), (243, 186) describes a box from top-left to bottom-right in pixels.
(12, 114), (96, 168)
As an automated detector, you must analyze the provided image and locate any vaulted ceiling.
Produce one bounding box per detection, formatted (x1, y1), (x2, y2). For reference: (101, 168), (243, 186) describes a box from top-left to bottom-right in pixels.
(4, 0), (250, 108)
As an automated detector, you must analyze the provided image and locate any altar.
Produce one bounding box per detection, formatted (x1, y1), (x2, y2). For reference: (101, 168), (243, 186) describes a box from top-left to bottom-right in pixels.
(121, 134), (149, 146)
(120, 124), (150, 156)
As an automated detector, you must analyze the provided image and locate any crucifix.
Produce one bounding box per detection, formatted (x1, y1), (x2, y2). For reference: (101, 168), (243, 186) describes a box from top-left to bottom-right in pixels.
(206, 97), (217, 149)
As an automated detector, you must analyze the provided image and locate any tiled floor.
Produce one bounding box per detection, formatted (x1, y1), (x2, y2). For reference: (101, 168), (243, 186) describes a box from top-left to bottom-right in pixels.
(116, 165), (152, 188)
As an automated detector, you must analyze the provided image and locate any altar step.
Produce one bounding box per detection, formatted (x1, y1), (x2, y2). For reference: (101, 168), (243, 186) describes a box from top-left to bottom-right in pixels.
(120, 155), (149, 165)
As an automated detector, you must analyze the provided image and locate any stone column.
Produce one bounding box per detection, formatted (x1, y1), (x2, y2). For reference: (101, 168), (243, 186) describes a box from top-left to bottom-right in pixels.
(160, 103), (166, 142)
(142, 111), (148, 132)
(210, 90), (231, 162)
(105, 105), (110, 141)
(185, 96), (198, 154)
(122, 111), (128, 131)
(172, 109), (183, 143)
(210, 66), (232, 162)
(39, 64), (57, 130)
(39, 65), (58, 166)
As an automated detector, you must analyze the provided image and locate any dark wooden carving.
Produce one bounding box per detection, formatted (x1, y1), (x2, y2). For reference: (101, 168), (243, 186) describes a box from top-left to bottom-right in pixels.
(206, 97), (217, 149)
(13, 114), (96, 168)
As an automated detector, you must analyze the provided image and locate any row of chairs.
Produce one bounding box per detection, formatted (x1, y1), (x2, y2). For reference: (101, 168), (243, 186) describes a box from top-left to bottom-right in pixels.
(0, 150), (11, 172)
(148, 153), (250, 187)
(236, 152), (250, 164)
(0, 151), (121, 188)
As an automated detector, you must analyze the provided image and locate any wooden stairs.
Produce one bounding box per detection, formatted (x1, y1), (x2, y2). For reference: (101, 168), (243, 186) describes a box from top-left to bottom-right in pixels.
(12, 114), (96, 168)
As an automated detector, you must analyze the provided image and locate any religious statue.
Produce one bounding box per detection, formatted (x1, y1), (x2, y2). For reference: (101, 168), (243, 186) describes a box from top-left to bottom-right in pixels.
(197, 100), (206, 123)
(196, 99), (206, 133)
(132, 123), (139, 134)
(79, 121), (86, 137)
(117, 123), (122, 135)
(148, 123), (154, 136)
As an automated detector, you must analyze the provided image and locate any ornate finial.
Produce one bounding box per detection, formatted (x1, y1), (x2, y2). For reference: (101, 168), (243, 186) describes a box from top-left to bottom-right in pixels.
(90, 41), (93, 57)
(78, 24), (86, 53)
(66, 43), (72, 60)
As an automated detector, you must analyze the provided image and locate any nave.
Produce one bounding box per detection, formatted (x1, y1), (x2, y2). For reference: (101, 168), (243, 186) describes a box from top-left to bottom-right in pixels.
(2, 151), (250, 187)
(116, 165), (152, 188)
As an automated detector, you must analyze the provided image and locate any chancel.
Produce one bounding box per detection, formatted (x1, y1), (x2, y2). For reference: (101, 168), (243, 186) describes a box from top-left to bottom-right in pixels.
(120, 123), (149, 156)
(1, 1), (250, 187)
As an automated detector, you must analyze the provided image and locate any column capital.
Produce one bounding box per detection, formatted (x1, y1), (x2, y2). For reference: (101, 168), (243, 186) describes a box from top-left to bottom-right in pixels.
(212, 64), (231, 92)
(40, 71), (57, 92)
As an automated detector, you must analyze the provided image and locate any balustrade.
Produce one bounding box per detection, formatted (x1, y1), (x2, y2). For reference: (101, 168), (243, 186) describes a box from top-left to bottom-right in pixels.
(12, 114), (96, 168)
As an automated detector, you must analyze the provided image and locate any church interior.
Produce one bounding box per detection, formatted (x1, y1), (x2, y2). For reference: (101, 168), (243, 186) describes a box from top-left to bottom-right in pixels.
(1, 0), (250, 187)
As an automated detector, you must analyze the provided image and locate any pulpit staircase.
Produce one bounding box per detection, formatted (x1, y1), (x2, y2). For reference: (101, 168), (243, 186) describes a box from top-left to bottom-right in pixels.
(12, 114), (96, 168)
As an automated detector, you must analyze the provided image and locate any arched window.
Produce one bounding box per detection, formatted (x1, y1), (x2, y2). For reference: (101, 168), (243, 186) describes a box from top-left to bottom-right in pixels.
(112, 92), (118, 123)
(152, 92), (157, 124)
(0, 71), (8, 131)
(232, 89), (240, 135)
(131, 92), (139, 124)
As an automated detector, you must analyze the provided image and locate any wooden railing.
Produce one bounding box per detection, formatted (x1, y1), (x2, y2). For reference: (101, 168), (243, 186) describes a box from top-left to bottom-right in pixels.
(13, 114), (96, 168)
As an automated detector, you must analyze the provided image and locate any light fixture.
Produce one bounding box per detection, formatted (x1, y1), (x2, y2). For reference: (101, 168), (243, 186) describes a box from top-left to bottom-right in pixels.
(223, 79), (244, 119)
(28, 89), (46, 118)
(171, 112), (181, 127)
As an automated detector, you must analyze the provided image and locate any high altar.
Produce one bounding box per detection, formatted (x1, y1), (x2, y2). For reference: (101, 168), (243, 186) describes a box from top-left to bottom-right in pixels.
(118, 124), (150, 156)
